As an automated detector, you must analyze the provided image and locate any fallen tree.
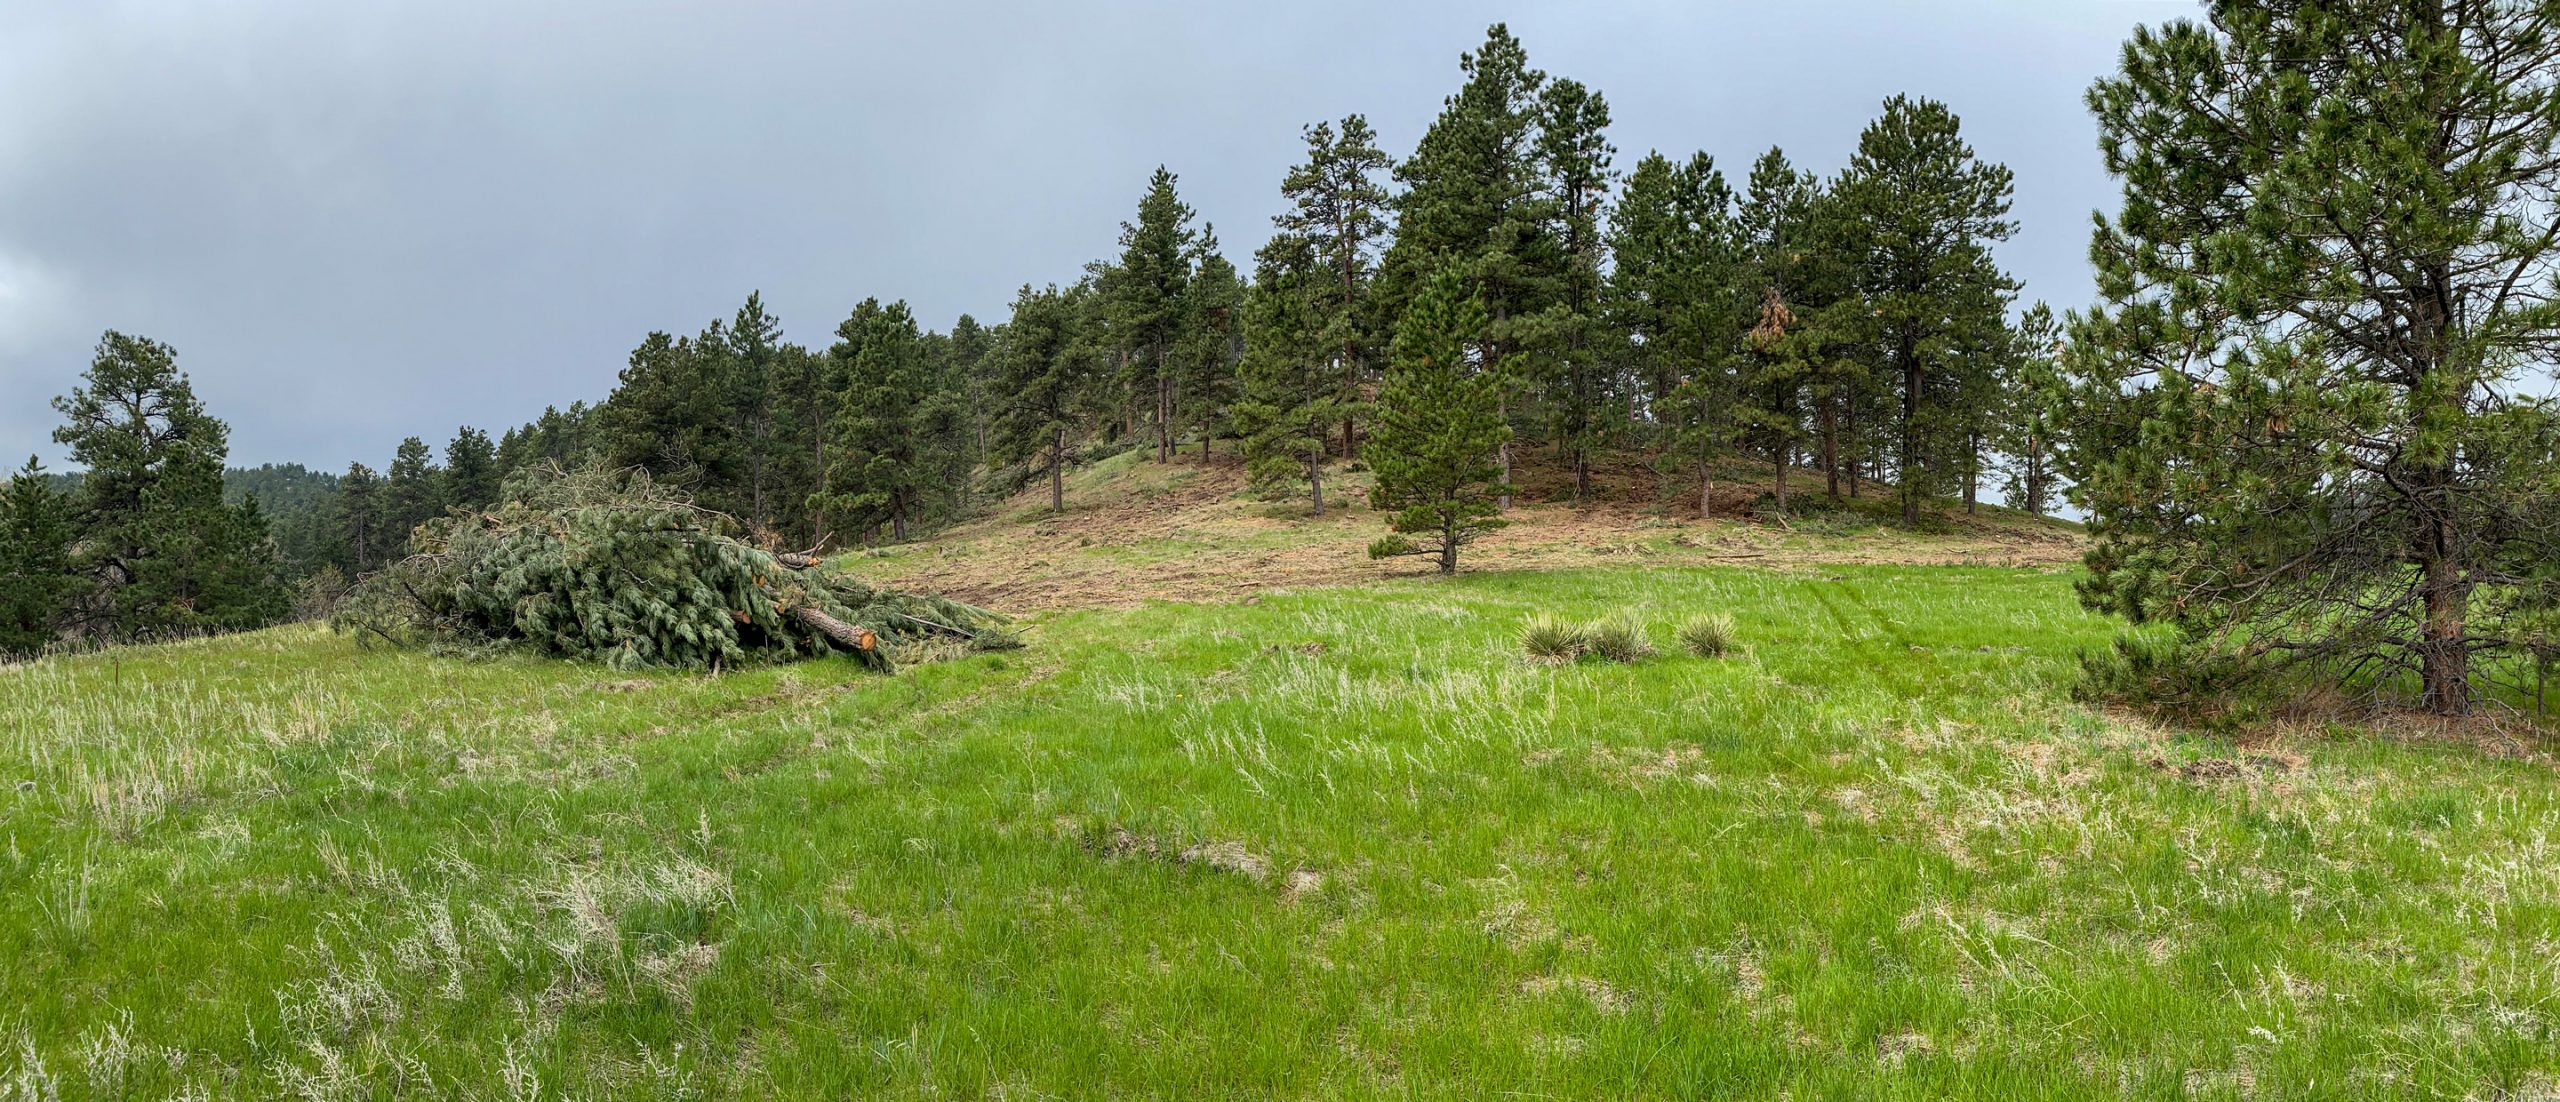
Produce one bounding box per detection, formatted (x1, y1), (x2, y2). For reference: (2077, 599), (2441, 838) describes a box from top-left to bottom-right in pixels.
(332, 463), (1013, 671)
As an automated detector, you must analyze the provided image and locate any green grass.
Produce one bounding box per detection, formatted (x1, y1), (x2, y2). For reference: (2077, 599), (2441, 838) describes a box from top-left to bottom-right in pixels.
(4, 565), (2559, 1098)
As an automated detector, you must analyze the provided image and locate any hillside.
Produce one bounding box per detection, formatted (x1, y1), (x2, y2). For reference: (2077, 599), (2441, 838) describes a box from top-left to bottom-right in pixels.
(859, 447), (2085, 610)
(8, 561), (2559, 1097)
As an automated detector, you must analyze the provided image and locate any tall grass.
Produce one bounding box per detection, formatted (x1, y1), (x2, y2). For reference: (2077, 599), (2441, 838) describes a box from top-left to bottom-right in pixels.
(1, 567), (2555, 1098)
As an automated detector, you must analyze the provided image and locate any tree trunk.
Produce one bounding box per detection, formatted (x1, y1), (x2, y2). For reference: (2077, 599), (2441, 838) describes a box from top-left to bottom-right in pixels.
(1575, 446), (1591, 504)
(1497, 395), (1513, 514)
(1964, 429), (1981, 515)
(1309, 436), (1325, 517)
(792, 606), (878, 656)
(1156, 358), (1172, 464)
(1822, 400), (1840, 502)
(1901, 349), (1922, 526)
(2418, 477), (2472, 716)
(1773, 442), (1788, 513)
(1846, 399), (1862, 499)
(1049, 428), (1066, 513)
(1701, 437), (1714, 521)
(1440, 514), (1458, 575)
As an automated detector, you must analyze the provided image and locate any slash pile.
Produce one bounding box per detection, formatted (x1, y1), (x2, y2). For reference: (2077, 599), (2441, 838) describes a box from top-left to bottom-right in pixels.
(333, 464), (1013, 671)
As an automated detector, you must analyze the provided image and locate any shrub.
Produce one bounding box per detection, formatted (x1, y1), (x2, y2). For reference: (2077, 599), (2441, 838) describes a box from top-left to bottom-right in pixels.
(1584, 612), (1656, 663)
(1520, 614), (1590, 664)
(1678, 613), (1737, 658)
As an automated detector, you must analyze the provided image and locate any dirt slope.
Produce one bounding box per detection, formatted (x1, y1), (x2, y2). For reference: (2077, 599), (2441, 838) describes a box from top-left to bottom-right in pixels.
(855, 447), (2085, 612)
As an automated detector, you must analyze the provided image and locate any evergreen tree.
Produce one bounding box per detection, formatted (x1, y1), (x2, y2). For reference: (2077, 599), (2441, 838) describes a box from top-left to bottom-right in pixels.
(1234, 233), (1343, 513)
(383, 435), (443, 552)
(444, 426), (500, 511)
(50, 331), (285, 639)
(723, 292), (786, 530)
(1275, 115), (1394, 457)
(1367, 268), (1514, 574)
(1178, 231), (1244, 457)
(821, 300), (934, 542)
(913, 327), (979, 526)
(990, 283), (1097, 513)
(1608, 150), (1743, 516)
(1113, 167), (1200, 462)
(2065, 0), (2560, 715)
(335, 462), (386, 573)
(1533, 76), (1617, 501)
(948, 313), (995, 455)
(1994, 305), (2064, 518)
(1377, 24), (1561, 507)
(1833, 96), (2018, 525)
(0, 457), (81, 656)
(1732, 149), (1849, 512)
(597, 331), (726, 494)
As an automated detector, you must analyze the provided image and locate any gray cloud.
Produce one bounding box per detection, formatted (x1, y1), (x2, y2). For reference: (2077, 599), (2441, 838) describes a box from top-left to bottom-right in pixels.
(0, 0), (2181, 471)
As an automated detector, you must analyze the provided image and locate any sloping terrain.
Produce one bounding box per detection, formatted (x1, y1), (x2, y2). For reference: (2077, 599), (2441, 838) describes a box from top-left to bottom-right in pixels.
(5, 567), (2557, 1098)
(859, 447), (2084, 610)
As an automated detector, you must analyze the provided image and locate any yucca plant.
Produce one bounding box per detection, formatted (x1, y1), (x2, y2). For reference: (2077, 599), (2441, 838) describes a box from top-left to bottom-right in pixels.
(1520, 614), (1590, 664)
(1678, 613), (1737, 658)
(1585, 612), (1656, 663)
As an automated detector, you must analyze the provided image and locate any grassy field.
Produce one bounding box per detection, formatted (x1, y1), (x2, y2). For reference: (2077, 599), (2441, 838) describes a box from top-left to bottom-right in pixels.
(6, 564), (2560, 1098)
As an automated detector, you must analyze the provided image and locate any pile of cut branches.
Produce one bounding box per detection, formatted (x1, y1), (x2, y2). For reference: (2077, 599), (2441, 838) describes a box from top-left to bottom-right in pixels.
(333, 463), (1013, 671)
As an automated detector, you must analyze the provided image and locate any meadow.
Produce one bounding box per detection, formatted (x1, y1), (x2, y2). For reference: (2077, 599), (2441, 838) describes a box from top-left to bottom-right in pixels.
(5, 564), (2559, 1099)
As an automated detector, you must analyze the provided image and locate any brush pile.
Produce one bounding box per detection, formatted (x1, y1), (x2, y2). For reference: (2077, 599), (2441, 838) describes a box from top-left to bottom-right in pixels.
(333, 463), (1013, 671)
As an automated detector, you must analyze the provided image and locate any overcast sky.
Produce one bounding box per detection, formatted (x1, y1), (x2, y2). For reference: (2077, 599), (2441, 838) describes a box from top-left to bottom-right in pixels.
(0, 0), (2190, 472)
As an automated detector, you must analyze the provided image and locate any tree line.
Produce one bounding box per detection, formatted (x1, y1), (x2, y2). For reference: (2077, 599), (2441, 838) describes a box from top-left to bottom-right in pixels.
(6, 22), (2056, 653)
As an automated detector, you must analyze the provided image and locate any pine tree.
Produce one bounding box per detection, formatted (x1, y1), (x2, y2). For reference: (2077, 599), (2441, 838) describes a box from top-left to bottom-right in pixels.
(948, 313), (995, 455)
(723, 292), (786, 531)
(597, 331), (725, 491)
(50, 331), (285, 639)
(1114, 167), (1200, 463)
(1833, 97), (2018, 526)
(913, 326), (979, 526)
(1234, 233), (1343, 513)
(443, 426), (500, 511)
(1276, 115), (1394, 457)
(1178, 229), (1244, 457)
(1377, 24), (1561, 507)
(1612, 151), (1745, 517)
(335, 462), (386, 573)
(1533, 76), (1617, 502)
(1731, 150), (1847, 513)
(1994, 305), (2064, 518)
(384, 435), (444, 553)
(821, 300), (933, 543)
(0, 457), (82, 656)
(1367, 268), (1514, 574)
(990, 283), (1098, 513)
(2066, 1), (2560, 715)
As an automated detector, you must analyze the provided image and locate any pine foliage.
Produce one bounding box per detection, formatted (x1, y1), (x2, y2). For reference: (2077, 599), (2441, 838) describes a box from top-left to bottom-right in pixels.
(334, 463), (1013, 672)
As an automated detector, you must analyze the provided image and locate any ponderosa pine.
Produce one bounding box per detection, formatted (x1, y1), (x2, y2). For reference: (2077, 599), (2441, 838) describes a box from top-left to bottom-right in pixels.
(1367, 268), (1514, 574)
(2066, 0), (2560, 716)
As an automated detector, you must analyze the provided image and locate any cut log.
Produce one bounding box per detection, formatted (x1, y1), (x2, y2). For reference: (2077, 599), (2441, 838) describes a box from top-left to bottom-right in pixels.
(776, 552), (823, 571)
(792, 606), (876, 652)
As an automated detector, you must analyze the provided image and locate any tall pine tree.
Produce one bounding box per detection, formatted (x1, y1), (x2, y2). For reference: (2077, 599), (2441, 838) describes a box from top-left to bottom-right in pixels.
(51, 332), (285, 640)
(1378, 24), (1559, 508)
(991, 283), (1098, 513)
(0, 457), (81, 656)
(1367, 268), (1514, 574)
(1833, 96), (2018, 525)
(1276, 115), (1394, 457)
(1235, 233), (1344, 513)
(1114, 168), (1199, 463)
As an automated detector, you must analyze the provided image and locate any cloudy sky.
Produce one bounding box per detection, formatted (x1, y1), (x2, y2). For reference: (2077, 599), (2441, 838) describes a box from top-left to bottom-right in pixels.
(1, 0), (2189, 472)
